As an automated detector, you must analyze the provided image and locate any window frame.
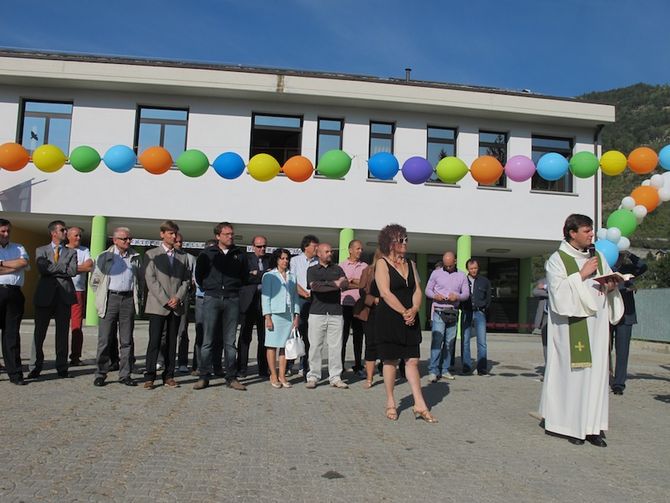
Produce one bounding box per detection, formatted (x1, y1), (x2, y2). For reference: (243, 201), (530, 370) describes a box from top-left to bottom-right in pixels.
(530, 134), (574, 193)
(368, 121), (396, 180)
(425, 125), (458, 186)
(17, 98), (74, 154)
(249, 112), (304, 167)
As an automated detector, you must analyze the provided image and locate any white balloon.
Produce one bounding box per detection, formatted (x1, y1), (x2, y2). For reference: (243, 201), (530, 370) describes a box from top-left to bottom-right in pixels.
(617, 236), (631, 251)
(636, 215), (645, 224)
(606, 227), (622, 243)
(663, 171), (670, 184)
(621, 196), (636, 210)
(633, 205), (648, 218)
(659, 187), (670, 202)
(596, 228), (608, 240)
(651, 174), (665, 187)
(641, 179), (651, 186)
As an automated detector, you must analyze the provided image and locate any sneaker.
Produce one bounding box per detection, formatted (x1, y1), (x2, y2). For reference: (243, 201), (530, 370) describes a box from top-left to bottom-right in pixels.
(427, 373), (438, 383)
(156, 362), (164, 371)
(177, 365), (189, 373)
(285, 368), (292, 377)
(227, 379), (247, 391)
(442, 372), (456, 380)
(330, 379), (349, 389)
(305, 379), (317, 389)
(298, 369), (304, 378)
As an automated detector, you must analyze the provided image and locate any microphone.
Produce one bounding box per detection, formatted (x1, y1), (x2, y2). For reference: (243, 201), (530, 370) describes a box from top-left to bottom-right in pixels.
(587, 245), (596, 258)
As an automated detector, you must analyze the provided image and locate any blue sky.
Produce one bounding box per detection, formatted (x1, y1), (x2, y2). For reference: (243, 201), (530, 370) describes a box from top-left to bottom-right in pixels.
(1, 0), (668, 97)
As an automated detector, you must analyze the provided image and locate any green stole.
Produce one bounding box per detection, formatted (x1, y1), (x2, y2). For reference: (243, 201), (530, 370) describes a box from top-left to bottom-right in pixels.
(557, 249), (603, 369)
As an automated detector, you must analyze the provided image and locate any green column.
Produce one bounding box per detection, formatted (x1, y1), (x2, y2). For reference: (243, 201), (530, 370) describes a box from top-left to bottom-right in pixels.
(456, 235), (472, 340)
(518, 257), (532, 333)
(85, 215), (107, 327)
(456, 235), (472, 272)
(416, 253), (427, 330)
(339, 228), (354, 263)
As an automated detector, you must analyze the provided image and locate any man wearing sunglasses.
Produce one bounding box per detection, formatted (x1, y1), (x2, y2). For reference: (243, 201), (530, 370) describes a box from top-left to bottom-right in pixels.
(28, 220), (78, 380)
(237, 236), (270, 378)
(90, 227), (142, 387)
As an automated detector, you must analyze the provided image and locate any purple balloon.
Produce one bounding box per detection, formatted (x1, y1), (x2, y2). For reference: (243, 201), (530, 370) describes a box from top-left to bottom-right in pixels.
(504, 155), (536, 182)
(401, 156), (433, 184)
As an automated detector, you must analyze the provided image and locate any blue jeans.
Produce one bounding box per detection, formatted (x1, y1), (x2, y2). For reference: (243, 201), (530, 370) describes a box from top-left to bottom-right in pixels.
(462, 310), (487, 372)
(429, 312), (457, 376)
(199, 296), (239, 380)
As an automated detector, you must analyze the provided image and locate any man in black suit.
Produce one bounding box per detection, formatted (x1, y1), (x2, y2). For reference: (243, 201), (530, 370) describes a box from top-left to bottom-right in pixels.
(237, 235), (269, 378)
(28, 220), (78, 379)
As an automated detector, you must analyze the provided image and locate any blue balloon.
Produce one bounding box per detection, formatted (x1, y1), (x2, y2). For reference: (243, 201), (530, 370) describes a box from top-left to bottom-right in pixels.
(658, 144), (670, 171)
(536, 152), (569, 181)
(103, 145), (137, 173)
(402, 156), (434, 184)
(212, 152), (245, 179)
(368, 152), (399, 180)
(595, 239), (619, 268)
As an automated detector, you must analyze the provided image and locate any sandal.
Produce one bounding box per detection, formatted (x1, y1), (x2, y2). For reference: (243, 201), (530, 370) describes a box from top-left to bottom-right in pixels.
(363, 379), (373, 389)
(385, 406), (398, 421)
(279, 380), (292, 388)
(412, 407), (438, 423)
(270, 379), (282, 389)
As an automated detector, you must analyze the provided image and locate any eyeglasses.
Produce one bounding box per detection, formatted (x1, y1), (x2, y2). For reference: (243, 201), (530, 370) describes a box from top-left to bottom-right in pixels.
(55, 228), (66, 233)
(393, 237), (408, 244)
(115, 237), (132, 242)
(254, 244), (267, 249)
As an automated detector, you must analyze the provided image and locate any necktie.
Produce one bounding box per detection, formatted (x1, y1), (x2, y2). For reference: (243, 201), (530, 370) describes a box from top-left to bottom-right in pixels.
(54, 246), (59, 263)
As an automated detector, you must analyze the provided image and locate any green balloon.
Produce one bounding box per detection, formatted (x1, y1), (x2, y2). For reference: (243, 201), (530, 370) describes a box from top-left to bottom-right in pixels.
(317, 150), (352, 178)
(436, 156), (468, 184)
(606, 209), (637, 237)
(69, 145), (100, 173)
(176, 149), (209, 178)
(569, 151), (599, 178)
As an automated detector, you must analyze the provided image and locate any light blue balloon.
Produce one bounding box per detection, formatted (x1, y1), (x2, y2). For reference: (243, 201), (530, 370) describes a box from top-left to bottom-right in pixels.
(368, 152), (399, 180)
(536, 152), (569, 181)
(212, 152), (245, 179)
(658, 144), (670, 171)
(103, 145), (137, 173)
(595, 239), (619, 268)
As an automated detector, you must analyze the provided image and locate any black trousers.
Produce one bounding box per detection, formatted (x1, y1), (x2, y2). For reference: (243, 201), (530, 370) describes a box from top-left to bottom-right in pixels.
(237, 300), (267, 376)
(341, 305), (364, 371)
(32, 299), (71, 373)
(145, 312), (180, 381)
(0, 286), (25, 379)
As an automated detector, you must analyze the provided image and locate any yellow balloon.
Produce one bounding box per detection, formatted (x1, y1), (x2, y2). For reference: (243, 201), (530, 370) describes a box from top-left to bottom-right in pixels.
(247, 153), (280, 182)
(32, 144), (67, 173)
(600, 150), (627, 176)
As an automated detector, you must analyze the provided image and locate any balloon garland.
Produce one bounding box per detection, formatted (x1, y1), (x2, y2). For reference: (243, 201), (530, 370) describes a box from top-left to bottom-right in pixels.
(1, 141), (669, 265)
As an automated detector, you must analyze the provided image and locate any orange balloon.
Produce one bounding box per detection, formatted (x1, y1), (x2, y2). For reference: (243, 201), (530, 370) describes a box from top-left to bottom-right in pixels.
(631, 185), (660, 212)
(282, 155), (314, 182)
(139, 146), (173, 175)
(0, 142), (30, 171)
(627, 147), (658, 174)
(470, 155), (503, 185)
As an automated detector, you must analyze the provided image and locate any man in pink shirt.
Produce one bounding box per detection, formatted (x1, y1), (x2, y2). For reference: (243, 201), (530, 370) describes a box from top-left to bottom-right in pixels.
(339, 240), (368, 377)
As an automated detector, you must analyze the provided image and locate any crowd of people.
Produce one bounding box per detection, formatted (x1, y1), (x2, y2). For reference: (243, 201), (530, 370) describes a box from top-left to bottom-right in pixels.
(0, 214), (641, 433)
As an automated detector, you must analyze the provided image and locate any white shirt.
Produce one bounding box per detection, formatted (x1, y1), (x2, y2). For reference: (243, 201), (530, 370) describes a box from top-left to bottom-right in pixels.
(71, 246), (91, 292)
(290, 252), (318, 290)
(0, 242), (29, 286)
(108, 247), (135, 292)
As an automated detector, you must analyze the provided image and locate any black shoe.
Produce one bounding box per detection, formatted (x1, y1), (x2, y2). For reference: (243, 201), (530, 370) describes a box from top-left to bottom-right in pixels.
(568, 437), (585, 445)
(612, 387), (624, 395)
(462, 366), (473, 375)
(9, 376), (25, 385)
(58, 371), (74, 379)
(93, 377), (106, 387)
(27, 369), (41, 379)
(109, 362), (120, 372)
(118, 377), (137, 387)
(70, 358), (83, 366)
(586, 434), (607, 447)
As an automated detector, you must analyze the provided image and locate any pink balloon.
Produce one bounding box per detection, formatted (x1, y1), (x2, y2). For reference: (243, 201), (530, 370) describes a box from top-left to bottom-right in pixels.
(504, 155), (536, 182)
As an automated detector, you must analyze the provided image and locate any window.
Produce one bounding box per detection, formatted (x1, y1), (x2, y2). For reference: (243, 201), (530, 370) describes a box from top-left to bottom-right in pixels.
(479, 131), (508, 187)
(134, 106), (188, 162)
(18, 100), (73, 154)
(316, 118), (343, 162)
(368, 121), (395, 178)
(426, 126), (456, 183)
(531, 135), (573, 192)
(250, 113), (302, 165)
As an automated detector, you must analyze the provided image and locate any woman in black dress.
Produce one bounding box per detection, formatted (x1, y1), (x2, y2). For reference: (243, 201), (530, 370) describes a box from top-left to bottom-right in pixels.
(375, 224), (437, 423)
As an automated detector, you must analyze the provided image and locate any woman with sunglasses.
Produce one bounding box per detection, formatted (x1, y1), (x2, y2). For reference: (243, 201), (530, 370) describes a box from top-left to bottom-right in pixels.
(261, 248), (300, 388)
(375, 224), (437, 423)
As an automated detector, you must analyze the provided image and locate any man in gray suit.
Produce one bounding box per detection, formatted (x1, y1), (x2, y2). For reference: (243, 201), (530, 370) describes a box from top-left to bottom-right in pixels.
(142, 220), (191, 389)
(28, 220), (78, 379)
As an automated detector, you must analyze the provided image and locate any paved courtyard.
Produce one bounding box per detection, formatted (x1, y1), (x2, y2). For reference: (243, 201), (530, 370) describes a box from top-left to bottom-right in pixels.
(1, 321), (668, 502)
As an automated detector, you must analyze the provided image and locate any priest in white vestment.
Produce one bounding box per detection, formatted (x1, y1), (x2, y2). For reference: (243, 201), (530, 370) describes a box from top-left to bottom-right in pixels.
(540, 214), (623, 447)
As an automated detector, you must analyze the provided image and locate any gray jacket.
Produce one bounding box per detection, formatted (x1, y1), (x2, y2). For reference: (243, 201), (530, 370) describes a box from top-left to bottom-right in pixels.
(90, 245), (142, 318)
